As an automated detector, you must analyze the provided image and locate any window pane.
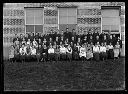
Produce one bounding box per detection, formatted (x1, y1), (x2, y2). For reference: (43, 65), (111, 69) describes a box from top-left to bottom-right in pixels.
(59, 8), (67, 17)
(102, 17), (120, 25)
(35, 25), (43, 33)
(26, 25), (34, 33)
(59, 17), (68, 24)
(34, 9), (43, 25)
(67, 8), (77, 16)
(67, 17), (77, 24)
(102, 9), (119, 17)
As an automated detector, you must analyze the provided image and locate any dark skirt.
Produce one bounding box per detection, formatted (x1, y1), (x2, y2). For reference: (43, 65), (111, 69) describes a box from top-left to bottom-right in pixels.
(73, 52), (79, 60)
(14, 54), (20, 61)
(67, 53), (72, 60)
(100, 52), (107, 60)
(48, 53), (54, 61)
(55, 53), (60, 61)
(60, 53), (66, 60)
(108, 49), (114, 59)
(93, 52), (100, 61)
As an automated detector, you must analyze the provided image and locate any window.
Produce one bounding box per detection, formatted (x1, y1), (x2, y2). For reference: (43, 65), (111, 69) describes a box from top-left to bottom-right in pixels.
(102, 7), (120, 34)
(25, 8), (43, 34)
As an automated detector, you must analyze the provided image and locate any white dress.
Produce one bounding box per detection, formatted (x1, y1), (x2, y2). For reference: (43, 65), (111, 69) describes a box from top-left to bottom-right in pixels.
(79, 47), (86, 58)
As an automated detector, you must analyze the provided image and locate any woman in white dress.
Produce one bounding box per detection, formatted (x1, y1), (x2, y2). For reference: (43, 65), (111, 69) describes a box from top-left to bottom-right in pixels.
(114, 42), (120, 59)
(79, 44), (86, 62)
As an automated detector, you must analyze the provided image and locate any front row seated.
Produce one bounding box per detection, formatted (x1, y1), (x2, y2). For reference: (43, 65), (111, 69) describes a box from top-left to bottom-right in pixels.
(9, 41), (121, 63)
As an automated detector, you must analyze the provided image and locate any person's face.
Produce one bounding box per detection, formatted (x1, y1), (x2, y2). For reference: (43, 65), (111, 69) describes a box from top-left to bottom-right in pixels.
(90, 36), (92, 39)
(110, 35), (112, 39)
(96, 36), (99, 39)
(50, 38), (52, 41)
(113, 34), (115, 37)
(74, 44), (76, 47)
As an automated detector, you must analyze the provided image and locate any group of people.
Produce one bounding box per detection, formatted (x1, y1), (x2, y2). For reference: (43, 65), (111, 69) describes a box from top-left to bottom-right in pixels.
(9, 28), (122, 63)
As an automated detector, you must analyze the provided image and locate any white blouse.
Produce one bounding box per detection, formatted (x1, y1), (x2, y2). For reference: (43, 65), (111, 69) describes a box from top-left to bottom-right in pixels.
(60, 47), (67, 54)
(48, 48), (55, 54)
(93, 46), (100, 53)
(100, 46), (106, 52)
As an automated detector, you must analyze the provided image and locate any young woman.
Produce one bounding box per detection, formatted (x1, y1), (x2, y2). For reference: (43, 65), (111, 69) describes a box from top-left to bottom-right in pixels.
(33, 38), (38, 49)
(86, 44), (93, 61)
(9, 45), (15, 63)
(41, 45), (47, 62)
(66, 44), (73, 62)
(93, 42), (100, 61)
(114, 42), (120, 59)
(25, 44), (32, 62)
(60, 44), (67, 61)
(31, 45), (37, 61)
(99, 43), (107, 61)
(79, 44), (86, 62)
(19, 44), (26, 62)
(54, 45), (60, 62)
(108, 42), (114, 59)
(48, 45), (55, 61)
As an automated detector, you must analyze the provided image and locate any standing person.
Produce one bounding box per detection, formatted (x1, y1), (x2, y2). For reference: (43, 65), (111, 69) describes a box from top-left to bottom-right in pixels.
(41, 45), (47, 62)
(66, 44), (73, 62)
(9, 45), (15, 63)
(114, 42), (120, 60)
(36, 45), (42, 62)
(104, 42), (109, 59)
(102, 35), (108, 45)
(79, 44), (86, 62)
(82, 36), (88, 44)
(93, 42), (100, 61)
(99, 43), (107, 61)
(76, 42), (81, 53)
(112, 34), (117, 47)
(19, 44), (26, 63)
(93, 30), (99, 41)
(14, 38), (20, 48)
(108, 42), (114, 59)
(94, 35), (100, 45)
(30, 32), (34, 42)
(88, 35), (93, 44)
(99, 30), (106, 41)
(48, 45), (55, 61)
(55, 36), (59, 45)
(72, 44), (79, 61)
(108, 35), (113, 45)
(54, 45), (60, 62)
(13, 34), (19, 43)
(21, 37), (26, 46)
(34, 32), (39, 43)
(71, 36), (76, 45)
(86, 44), (93, 61)
(77, 37), (82, 46)
(38, 38), (42, 47)
(27, 39), (31, 45)
(64, 28), (69, 40)
(60, 44), (67, 61)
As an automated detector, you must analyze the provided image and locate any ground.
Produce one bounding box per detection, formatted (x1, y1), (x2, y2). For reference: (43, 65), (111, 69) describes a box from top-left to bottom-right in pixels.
(4, 58), (125, 91)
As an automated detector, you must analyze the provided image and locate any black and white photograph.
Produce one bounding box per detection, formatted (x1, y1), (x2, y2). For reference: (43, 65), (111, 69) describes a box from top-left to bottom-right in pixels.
(3, 2), (125, 91)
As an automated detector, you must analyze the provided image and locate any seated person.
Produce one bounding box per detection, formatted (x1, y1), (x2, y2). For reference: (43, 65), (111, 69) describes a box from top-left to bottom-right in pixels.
(9, 45), (15, 63)
(100, 43), (107, 61)
(79, 44), (86, 62)
(14, 44), (20, 62)
(60, 44), (67, 61)
(19, 44), (26, 62)
(31, 45), (37, 61)
(25, 44), (32, 62)
(66, 44), (73, 61)
(93, 42), (100, 61)
(86, 44), (93, 60)
(48, 45), (55, 61)
(114, 42), (120, 59)
(108, 42), (114, 59)
(72, 44), (79, 60)
(54, 45), (60, 61)
(41, 45), (47, 62)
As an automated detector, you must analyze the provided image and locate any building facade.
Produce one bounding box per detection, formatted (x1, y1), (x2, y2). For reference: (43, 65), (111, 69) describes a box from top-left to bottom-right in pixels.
(3, 2), (125, 60)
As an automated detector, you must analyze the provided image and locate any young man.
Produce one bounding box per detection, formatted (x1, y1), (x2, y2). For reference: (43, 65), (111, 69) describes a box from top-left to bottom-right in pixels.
(114, 42), (120, 59)
(66, 44), (72, 62)
(48, 45), (55, 61)
(60, 44), (67, 61)
(93, 42), (100, 61)
(79, 44), (86, 62)
(99, 43), (107, 61)
(19, 44), (26, 62)
(9, 45), (15, 63)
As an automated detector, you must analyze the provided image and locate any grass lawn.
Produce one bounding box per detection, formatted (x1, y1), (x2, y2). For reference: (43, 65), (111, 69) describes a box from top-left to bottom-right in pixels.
(4, 58), (125, 91)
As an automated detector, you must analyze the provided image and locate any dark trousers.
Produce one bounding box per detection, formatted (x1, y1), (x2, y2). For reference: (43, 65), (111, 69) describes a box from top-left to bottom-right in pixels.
(67, 53), (72, 61)
(55, 53), (60, 61)
(60, 53), (66, 60)
(48, 53), (54, 61)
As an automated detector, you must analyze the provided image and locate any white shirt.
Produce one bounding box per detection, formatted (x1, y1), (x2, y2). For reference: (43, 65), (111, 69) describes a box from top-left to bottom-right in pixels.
(79, 47), (86, 57)
(108, 45), (113, 49)
(100, 46), (106, 52)
(60, 47), (67, 54)
(31, 48), (36, 55)
(93, 46), (100, 53)
(33, 41), (38, 47)
(27, 41), (31, 45)
(48, 48), (54, 54)
(19, 47), (26, 55)
(67, 47), (72, 54)
(76, 45), (81, 51)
